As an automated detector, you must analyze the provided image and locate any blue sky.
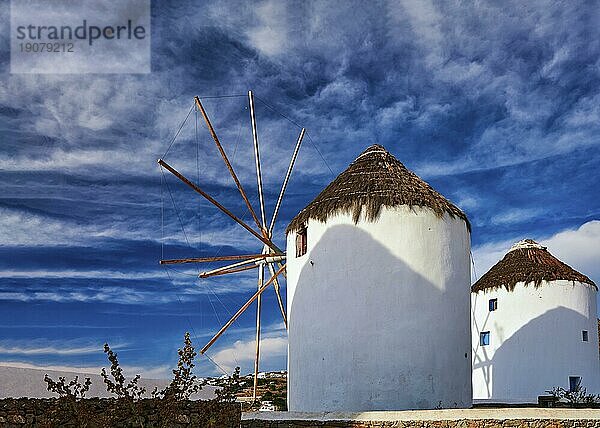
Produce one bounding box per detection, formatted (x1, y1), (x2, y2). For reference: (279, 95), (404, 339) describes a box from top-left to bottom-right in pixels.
(0, 0), (599, 379)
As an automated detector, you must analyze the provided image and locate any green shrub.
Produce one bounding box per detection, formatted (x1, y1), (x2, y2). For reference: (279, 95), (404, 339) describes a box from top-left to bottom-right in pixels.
(101, 343), (146, 400)
(43, 375), (91, 399)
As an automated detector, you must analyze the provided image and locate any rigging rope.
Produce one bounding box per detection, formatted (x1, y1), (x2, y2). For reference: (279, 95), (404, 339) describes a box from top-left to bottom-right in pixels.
(254, 94), (334, 178)
(162, 170), (197, 260)
(306, 132), (335, 178)
(196, 94), (246, 99)
(161, 190), (233, 374)
(204, 352), (230, 376)
(255, 94), (303, 129)
(162, 104), (194, 159)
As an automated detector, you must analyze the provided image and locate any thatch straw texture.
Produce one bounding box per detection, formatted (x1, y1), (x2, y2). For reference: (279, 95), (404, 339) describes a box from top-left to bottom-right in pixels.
(472, 239), (596, 293)
(286, 144), (470, 233)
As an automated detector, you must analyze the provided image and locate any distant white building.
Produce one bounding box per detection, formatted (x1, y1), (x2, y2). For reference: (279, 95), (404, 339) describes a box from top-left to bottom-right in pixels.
(286, 145), (472, 411)
(259, 400), (276, 411)
(472, 239), (599, 404)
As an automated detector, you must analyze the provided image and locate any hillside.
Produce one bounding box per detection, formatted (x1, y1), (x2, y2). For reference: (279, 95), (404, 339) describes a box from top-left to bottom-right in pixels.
(0, 365), (216, 400)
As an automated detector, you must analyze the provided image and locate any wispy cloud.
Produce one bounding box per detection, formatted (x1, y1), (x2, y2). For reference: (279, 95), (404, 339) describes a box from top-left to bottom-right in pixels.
(0, 345), (101, 356)
(0, 270), (163, 280)
(0, 338), (127, 356)
(211, 336), (287, 374)
(489, 208), (546, 226)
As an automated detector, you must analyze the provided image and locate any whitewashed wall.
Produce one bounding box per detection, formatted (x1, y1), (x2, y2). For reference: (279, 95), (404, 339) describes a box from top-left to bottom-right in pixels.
(286, 206), (472, 411)
(472, 280), (599, 403)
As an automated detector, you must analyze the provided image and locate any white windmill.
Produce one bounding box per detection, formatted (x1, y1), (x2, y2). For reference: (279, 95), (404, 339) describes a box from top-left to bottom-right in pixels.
(157, 91), (305, 399)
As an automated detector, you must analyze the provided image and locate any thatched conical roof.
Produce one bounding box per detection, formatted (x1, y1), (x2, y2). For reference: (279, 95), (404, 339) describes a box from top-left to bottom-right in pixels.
(286, 144), (469, 233)
(472, 239), (596, 293)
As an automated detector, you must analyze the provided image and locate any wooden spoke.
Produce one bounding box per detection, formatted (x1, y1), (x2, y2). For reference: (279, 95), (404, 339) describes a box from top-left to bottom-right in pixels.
(194, 96), (263, 232)
(199, 257), (265, 278)
(200, 263), (287, 355)
(262, 254), (286, 264)
(160, 254), (266, 265)
(199, 263), (258, 278)
(248, 91), (267, 231)
(158, 159), (279, 253)
(269, 128), (305, 236)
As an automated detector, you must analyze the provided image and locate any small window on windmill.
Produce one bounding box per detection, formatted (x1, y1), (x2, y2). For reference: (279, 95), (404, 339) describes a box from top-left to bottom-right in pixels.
(582, 330), (589, 342)
(489, 298), (498, 311)
(296, 226), (307, 258)
(569, 376), (581, 393)
(480, 331), (490, 346)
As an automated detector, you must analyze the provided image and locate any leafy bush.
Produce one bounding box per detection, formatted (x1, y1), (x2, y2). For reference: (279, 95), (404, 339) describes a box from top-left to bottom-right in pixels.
(101, 343), (146, 400)
(153, 332), (203, 400)
(215, 367), (242, 403)
(43, 374), (91, 399)
(546, 385), (600, 404)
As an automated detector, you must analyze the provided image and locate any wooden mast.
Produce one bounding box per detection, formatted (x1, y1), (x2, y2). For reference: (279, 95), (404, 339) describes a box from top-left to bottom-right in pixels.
(253, 262), (264, 401)
(249, 90), (266, 402)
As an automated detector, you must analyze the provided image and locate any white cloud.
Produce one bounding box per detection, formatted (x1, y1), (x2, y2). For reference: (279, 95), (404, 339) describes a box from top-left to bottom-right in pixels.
(0, 205), (262, 252)
(0, 285), (192, 305)
(0, 270), (163, 280)
(397, 0), (443, 67)
(489, 208), (545, 226)
(0, 206), (148, 246)
(544, 221), (600, 282)
(0, 149), (120, 173)
(210, 329), (287, 373)
(452, 191), (480, 211)
(0, 267), (269, 303)
(0, 338), (126, 357)
(246, 0), (289, 57)
(202, 322), (287, 373)
(0, 345), (101, 356)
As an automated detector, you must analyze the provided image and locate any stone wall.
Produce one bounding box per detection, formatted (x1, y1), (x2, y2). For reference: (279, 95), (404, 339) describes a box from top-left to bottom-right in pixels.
(242, 420), (600, 427)
(241, 409), (600, 428)
(0, 398), (240, 427)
